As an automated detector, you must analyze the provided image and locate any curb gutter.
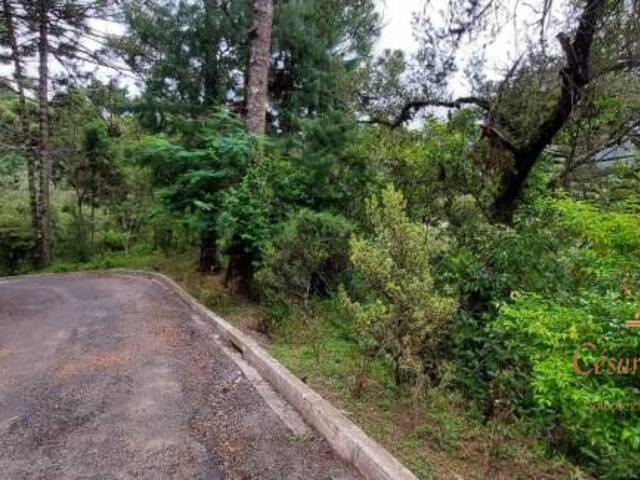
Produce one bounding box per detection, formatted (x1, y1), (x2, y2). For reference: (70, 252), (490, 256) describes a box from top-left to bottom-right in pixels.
(122, 270), (419, 480)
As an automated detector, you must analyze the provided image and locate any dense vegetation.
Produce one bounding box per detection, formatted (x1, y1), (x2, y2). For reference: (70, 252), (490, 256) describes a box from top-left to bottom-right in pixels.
(1, 0), (639, 478)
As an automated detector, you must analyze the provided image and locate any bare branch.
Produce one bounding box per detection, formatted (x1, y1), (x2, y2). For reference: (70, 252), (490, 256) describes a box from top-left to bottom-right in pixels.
(369, 96), (491, 128)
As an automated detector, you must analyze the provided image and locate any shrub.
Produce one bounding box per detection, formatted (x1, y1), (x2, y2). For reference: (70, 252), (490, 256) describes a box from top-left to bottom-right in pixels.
(492, 198), (640, 478)
(255, 209), (354, 309)
(339, 185), (457, 386)
(217, 155), (308, 284)
(0, 192), (32, 274)
(103, 229), (127, 251)
(65, 213), (92, 262)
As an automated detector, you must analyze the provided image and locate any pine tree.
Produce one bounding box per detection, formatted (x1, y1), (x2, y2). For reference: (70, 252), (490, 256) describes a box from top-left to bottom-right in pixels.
(245, 0), (273, 135)
(0, 0), (39, 259)
(5, 0), (121, 266)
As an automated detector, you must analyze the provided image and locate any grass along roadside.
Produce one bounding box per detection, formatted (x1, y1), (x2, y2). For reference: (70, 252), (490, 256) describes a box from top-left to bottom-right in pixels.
(42, 249), (588, 480)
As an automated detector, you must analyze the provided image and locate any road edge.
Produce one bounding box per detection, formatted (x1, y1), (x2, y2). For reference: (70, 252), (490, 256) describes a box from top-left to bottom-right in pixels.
(1, 269), (419, 480)
(122, 270), (419, 480)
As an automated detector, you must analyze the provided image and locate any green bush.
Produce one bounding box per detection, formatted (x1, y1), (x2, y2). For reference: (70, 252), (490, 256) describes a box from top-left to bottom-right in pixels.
(339, 186), (457, 386)
(217, 155), (308, 271)
(0, 192), (32, 274)
(492, 198), (640, 478)
(446, 201), (573, 409)
(103, 229), (127, 251)
(255, 209), (354, 308)
(64, 213), (93, 262)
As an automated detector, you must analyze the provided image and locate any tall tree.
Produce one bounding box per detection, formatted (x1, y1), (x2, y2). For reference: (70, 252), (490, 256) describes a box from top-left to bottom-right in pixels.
(372, 0), (637, 223)
(1, 0), (39, 250)
(35, 0), (51, 267)
(12, 0), (122, 266)
(488, 0), (607, 221)
(245, 0), (274, 134)
(118, 0), (379, 133)
(117, 0), (252, 130)
(269, 0), (379, 129)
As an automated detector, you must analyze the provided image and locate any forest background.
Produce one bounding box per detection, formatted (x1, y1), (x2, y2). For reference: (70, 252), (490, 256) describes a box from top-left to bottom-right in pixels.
(1, 0), (639, 478)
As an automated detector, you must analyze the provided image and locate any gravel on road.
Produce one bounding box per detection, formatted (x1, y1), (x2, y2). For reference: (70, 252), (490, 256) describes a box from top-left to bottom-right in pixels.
(0, 273), (360, 480)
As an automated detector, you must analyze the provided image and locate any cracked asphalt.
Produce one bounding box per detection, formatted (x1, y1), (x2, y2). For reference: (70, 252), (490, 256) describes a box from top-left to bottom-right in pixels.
(0, 273), (359, 480)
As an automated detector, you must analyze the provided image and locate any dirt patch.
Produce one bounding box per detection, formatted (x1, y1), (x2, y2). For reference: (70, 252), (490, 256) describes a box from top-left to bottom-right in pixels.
(0, 346), (9, 362)
(54, 350), (135, 381)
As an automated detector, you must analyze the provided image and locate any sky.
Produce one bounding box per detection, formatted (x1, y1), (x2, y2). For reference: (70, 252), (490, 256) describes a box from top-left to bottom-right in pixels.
(375, 0), (491, 96)
(375, 0), (423, 54)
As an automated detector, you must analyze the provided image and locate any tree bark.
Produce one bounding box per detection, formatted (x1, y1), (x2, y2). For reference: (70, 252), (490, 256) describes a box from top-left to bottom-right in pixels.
(489, 0), (606, 223)
(198, 229), (219, 273)
(2, 0), (40, 257)
(202, 0), (220, 107)
(224, 235), (254, 297)
(36, 0), (51, 267)
(245, 0), (273, 135)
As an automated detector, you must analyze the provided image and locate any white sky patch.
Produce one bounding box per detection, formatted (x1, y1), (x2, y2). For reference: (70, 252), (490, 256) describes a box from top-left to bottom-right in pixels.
(0, 16), (136, 98)
(374, 0), (568, 95)
(375, 0), (423, 54)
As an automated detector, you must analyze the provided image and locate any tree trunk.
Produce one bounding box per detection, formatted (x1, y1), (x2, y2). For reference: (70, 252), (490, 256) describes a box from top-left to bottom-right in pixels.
(198, 229), (219, 273)
(202, 0), (220, 107)
(489, 0), (606, 223)
(90, 196), (95, 249)
(2, 0), (40, 258)
(245, 0), (274, 135)
(224, 235), (254, 297)
(36, 0), (51, 267)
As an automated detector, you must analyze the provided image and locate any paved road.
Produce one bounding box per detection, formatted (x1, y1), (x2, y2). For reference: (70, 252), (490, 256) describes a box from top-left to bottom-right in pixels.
(0, 273), (358, 480)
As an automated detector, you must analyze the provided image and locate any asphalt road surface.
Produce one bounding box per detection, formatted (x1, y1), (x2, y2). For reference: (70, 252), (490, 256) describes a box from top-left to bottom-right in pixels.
(0, 273), (359, 480)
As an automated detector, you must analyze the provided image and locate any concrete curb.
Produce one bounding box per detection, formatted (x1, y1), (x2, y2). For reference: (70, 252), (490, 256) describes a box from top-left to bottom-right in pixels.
(119, 270), (419, 480)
